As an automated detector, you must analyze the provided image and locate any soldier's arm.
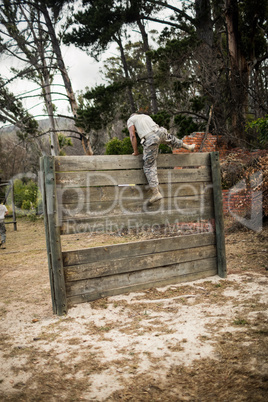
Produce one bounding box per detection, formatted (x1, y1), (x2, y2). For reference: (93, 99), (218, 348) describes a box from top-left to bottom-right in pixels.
(128, 125), (139, 155)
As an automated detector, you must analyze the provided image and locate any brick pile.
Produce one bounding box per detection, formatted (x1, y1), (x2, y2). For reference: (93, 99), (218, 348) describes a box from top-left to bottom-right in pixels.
(173, 132), (266, 217)
(173, 132), (224, 154)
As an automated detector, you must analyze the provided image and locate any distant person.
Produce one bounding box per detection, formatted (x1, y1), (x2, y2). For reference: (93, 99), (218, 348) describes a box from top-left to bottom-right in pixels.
(127, 113), (196, 203)
(0, 203), (8, 249)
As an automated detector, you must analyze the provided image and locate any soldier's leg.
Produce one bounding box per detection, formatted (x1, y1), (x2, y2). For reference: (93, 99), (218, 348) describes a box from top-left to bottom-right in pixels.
(143, 141), (159, 188)
(158, 127), (195, 151)
(0, 222), (6, 247)
(142, 135), (163, 203)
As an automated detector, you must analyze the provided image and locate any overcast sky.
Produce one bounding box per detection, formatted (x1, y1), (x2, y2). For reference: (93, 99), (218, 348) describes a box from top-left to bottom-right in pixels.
(0, 43), (106, 122)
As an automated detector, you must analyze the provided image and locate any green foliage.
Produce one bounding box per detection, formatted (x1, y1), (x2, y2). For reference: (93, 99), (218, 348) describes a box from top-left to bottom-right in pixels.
(76, 82), (127, 131)
(151, 111), (171, 129)
(63, 0), (125, 59)
(105, 135), (171, 155)
(105, 137), (142, 155)
(246, 115), (268, 148)
(13, 179), (38, 210)
(238, 0), (268, 60)
(58, 133), (73, 156)
(174, 115), (202, 138)
(0, 76), (38, 136)
(152, 35), (197, 70)
(159, 144), (172, 154)
(190, 96), (206, 113)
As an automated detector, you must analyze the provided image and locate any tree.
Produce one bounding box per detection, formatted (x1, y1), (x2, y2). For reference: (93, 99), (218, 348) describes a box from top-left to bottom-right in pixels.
(0, 0), (95, 155)
(37, 0), (93, 154)
(0, 76), (38, 136)
(0, 0), (60, 155)
(224, 0), (268, 142)
(63, 0), (136, 114)
(63, 0), (160, 114)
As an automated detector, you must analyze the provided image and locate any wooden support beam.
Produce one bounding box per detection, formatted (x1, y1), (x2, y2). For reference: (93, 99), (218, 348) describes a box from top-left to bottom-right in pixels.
(40, 157), (56, 314)
(43, 156), (67, 315)
(55, 153), (211, 171)
(210, 152), (227, 278)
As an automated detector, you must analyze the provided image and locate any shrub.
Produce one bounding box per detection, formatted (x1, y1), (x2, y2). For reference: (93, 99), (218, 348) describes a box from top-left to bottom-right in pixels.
(13, 179), (38, 210)
(246, 115), (268, 148)
(105, 137), (143, 155)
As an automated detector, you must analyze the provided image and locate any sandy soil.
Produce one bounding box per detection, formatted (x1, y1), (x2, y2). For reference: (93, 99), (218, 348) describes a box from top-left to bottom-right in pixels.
(0, 218), (267, 401)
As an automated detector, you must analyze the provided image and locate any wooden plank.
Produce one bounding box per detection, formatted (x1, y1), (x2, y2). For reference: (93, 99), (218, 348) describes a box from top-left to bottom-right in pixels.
(43, 156), (68, 316)
(67, 267), (217, 306)
(62, 232), (216, 266)
(60, 206), (214, 235)
(55, 167), (211, 187)
(60, 193), (214, 218)
(40, 157), (57, 314)
(57, 182), (213, 204)
(66, 257), (217, 303)
(65, 245), (216, 281)
(210, 152), (227, 278)
(55, 153), (211, 172)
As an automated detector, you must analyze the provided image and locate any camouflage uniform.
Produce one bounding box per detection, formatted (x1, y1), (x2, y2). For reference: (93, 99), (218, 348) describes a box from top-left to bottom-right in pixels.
(142, 127), (183, 188)
(0, 221), (6, 246)
(0, 204), (7, 247)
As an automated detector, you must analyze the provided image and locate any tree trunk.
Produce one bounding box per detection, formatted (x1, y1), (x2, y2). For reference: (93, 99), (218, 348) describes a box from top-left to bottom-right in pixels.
(225, 0), (250, 143)
(40, 4), (93, 155)
(42, 68), (60, 156)
(195, 0), (214, 47)
(115, 35), (136, 113)
(137, 20), (158, 114)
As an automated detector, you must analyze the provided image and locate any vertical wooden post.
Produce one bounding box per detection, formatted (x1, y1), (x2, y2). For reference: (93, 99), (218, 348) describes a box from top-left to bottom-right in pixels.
(42, 156), (67, 315)
(210, 152), (227, 278)
(40, 158), (56, 313)
(10, 180), (17, 231)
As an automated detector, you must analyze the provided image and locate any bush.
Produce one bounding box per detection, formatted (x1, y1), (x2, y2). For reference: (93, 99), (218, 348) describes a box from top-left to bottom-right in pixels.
(105, 137), (143, 155)
(13, 179), (39, 210)
(246, 115), (268, 148)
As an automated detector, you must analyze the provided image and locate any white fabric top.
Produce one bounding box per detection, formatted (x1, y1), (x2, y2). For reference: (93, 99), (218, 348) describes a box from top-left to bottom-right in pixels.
(127, 114), (159, 139)
(0, 204), (8, 220)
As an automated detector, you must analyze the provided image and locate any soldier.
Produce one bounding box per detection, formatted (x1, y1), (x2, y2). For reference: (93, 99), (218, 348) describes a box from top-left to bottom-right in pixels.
(127, 113), (195, 203)
(0, 203), (8, 249)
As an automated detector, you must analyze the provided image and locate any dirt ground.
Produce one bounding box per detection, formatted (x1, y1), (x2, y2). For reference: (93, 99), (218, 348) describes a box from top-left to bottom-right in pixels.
(0, 217), (267, 401)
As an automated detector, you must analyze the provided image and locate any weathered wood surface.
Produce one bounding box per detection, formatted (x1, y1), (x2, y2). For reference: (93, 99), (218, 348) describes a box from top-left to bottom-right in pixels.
(56, 167), (211, 187)
(63, 232), (215, 266)
(211, 152), (227, 278)
(42, 157), (67, 316)
(60, 192), (214, 218)
(41, 152), (226, 314)
(65, 245), (216, 282)
(66, 258), (217, 306)
(55, 153), (211, 171)
(40, 158), (56, 313)
(57, 183), (213, 204)
(60, 208), (214, 235)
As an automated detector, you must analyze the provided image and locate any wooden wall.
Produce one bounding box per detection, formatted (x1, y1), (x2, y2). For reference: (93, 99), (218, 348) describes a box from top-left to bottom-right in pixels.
(41, 153), (226, 315)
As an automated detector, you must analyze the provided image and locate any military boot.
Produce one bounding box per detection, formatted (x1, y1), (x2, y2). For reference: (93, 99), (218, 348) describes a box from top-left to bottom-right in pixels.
(149, 186), (163, 203)
(182, 143), (195, 151)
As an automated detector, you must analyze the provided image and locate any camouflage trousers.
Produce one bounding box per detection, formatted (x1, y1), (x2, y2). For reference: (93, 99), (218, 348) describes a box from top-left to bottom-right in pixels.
(142, 127), (183, 188)
(0, 221), (6, 245)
